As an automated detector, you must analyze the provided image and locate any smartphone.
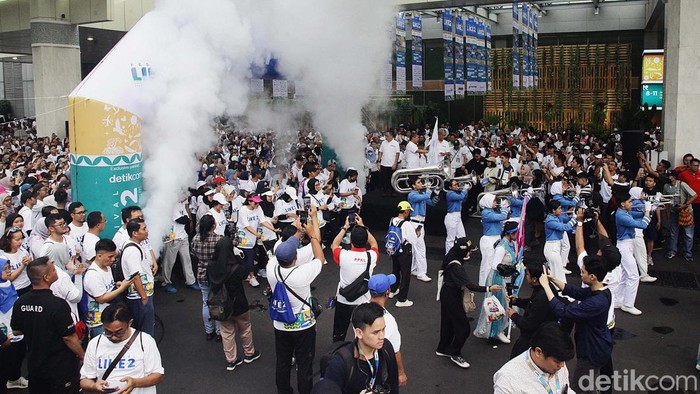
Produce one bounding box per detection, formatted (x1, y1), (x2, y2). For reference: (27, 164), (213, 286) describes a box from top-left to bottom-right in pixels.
(348, 213), (357, 226)
(102, 387), (119, 393)
(129, 272), (140, 280)
(297, 210), (308, 225)
(416, 225), (423, 233)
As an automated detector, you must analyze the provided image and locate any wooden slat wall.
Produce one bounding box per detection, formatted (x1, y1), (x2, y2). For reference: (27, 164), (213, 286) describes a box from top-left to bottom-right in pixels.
(484, 43), (632, 131)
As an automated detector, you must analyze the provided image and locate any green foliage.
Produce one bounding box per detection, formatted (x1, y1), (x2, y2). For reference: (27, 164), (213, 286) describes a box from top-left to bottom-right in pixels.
(589, 102), (608, 136)
(361, 98), (415, 131)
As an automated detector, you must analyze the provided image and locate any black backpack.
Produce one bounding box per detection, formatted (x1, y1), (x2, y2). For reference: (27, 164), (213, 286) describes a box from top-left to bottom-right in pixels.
(113, 242), (143, 283)
(319, 341), (389, 390)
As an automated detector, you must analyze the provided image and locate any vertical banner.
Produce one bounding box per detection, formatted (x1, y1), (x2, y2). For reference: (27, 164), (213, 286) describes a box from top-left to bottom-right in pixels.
(476, 19), (486, 94)
(443, 9), (454, 101)
(395, 14), (407, 94)
(486, 22), (492, 91)
(533, 14), (539, 88)
(522, 3), (530, 90)
(466, 16), (478, 95)
(454, 14), (465, 99)
(272, 80), (288, 98)
(512, 1), (520, 90)
(411, 15), (423, 89)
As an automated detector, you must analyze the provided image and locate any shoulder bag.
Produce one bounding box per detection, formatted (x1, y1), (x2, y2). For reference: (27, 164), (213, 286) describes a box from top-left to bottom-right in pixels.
(101, 329), (140, 381)
(338, 251), (372, 302)
(280, 266), (323, 318)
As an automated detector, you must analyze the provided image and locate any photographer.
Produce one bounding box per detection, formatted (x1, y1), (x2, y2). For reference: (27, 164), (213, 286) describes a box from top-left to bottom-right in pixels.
(540, 253), (614, 394)
(507, 262), (557, 359)
(330, 214), (379, 343)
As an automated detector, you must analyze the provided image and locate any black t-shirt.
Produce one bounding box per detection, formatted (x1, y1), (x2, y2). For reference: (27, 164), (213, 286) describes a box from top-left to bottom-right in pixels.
(11, 289), (78, 378)
(466, 158), (487, 176)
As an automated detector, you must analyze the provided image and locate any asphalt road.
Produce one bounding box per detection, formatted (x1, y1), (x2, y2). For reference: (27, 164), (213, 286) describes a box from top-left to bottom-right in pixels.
(152, 219), (700, 393)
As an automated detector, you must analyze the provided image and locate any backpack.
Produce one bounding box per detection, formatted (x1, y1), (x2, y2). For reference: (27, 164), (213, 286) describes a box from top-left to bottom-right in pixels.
(269, 266), (298, 324)
(385, 219), (405, 256)
(113, 242), (143, 284)
(207, 281), (235, 321)
(319, 341), (390, 390)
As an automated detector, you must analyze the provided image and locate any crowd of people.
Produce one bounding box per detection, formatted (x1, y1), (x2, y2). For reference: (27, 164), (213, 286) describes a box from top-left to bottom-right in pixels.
(0, 117), (697, 394)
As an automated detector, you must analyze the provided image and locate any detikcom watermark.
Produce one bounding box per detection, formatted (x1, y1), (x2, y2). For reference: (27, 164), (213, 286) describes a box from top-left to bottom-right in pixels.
(578, 369), (698, 392)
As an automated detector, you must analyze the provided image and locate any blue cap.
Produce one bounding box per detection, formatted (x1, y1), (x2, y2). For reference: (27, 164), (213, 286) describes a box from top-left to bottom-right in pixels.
(368, 274), (396, 294)
(275, 236), (300, 264)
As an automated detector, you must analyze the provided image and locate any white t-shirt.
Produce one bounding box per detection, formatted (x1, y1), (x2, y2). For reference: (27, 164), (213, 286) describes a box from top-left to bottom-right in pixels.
(334, 248), (378, 305)
(80, 329), (164, 394)
(84, 263), (116, 327)
(383, 309), (401, 352)
(338, 179), (362, 209)
(274, 199), (298, 224)
(237, 206), (268, 249)
(68, 222), (88, 244)
(2, 249), (30, 290)
(266, 257), (323, 332)
(208, 208), (228, 236)
(112, 227), (129, 250)
(18, 206), (32, 233)
(229, 195), (245, 223)
(50, 265), (82, 322)
(166, 202), (188, 241)
(121, 242), (154, 300)
(405, 141), (420, 169)
(82, 232), (100, 262)
(379, 139), (400, 167)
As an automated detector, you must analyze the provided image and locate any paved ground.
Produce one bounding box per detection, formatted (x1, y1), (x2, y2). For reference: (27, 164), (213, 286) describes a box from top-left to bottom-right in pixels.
(152, 193), (700, 393)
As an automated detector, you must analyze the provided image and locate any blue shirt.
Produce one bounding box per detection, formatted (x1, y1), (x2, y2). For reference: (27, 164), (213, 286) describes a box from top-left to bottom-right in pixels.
(481, 208), (508, 236)
(507, 196), (524, 218)
(630, 200), (645, 219)
(446, 190), (468, 213)
(616, 208), (650, 241)
(550, 286), (613, 367)
(553, 194), (578, 209)
(408, 190), (434, 217)
(545, 213), (576, 241)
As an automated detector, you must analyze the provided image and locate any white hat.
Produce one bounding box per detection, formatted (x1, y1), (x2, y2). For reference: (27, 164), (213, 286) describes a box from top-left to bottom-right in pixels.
(285, 186), (298, 200)
(196, 181), (206, 189)
(212, 193), (227, 205)
(204, 189), (216, 196)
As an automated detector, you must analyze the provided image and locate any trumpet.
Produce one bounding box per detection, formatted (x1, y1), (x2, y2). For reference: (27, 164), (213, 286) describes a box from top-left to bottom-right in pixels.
(644, 193), (679, 208)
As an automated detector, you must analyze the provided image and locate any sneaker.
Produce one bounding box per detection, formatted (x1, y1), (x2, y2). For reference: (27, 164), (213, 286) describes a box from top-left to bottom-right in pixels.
(621, 306), (642, 316)
(450, 356), (471, 369)
(416, 275), (432, 283)
(248, 277), (260, 287)
(187, 283), (201, 291)
(395, 300), (414, 307)
(226, 358), (244, 371)
(647, 255), (654, 266)
(6, 377), (29, 389)
(496, 332), (511, 344)
(435, 350), (450, 358)
(666, 253), (676, 259)
(206, 332), (216, 341)
(685, 256), (694, 262)
(162, 284), (178, 294)
(640, 276), (658, 283)
(387, 292), (396, 299)
(244, 350), (261, 364)
(257, 269), (267, 278)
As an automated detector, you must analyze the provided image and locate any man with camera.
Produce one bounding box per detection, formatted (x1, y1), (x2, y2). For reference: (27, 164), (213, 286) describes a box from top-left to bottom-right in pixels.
(330, 214), (379, 343)
(321, 302), (399, 394)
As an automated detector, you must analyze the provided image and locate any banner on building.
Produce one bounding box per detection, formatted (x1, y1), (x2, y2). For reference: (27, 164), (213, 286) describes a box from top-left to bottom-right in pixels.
(454, 14), (465, 99)
(395, 14), (407, 94)
(476, 19), (486, 94)
(411, 15), (423, 89)
(443, 9), (454, 101)
(465, 16), (477, 95)
(486, 22), (492, 91)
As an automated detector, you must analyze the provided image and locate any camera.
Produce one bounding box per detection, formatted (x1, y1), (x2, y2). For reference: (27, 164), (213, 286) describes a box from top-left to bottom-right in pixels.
(297, 209), (308, 225)
(496, 263), (520, 296)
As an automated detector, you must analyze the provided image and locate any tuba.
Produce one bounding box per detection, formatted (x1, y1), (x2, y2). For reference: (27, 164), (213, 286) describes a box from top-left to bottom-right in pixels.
(391, 160), (452, 194)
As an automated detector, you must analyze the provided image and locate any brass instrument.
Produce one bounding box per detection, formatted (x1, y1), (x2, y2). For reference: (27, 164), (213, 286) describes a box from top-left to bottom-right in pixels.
(476, 184), (545, 212)
(390, 160), (478, 194)
(644, 193), (679, 209)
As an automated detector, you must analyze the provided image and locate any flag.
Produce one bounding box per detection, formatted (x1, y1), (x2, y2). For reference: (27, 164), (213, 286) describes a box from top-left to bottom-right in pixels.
(427, 118), (440, 165)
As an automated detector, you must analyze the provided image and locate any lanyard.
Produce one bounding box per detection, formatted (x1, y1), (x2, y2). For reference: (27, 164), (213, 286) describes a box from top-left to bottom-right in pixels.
(525, 351), (561, 394)
(357, 343), (380, 388)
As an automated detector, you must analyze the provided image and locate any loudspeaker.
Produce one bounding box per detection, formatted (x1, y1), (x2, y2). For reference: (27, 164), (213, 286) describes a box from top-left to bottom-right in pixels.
(621, 130), (644, 177)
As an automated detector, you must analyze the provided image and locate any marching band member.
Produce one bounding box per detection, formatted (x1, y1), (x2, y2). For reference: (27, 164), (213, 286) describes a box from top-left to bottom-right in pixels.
(544, 200), (578, 283)
(444, 179), (470, 254)
(551, 181), (578, 275)
(479, 193), (507, 286)
(615, 191), (651, 316)
(408, 176), (436, 282)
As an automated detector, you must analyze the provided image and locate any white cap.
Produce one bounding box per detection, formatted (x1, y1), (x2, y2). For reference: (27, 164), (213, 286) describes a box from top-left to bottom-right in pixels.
(285, 186), (298, 200)
(212, 193), (227, 205)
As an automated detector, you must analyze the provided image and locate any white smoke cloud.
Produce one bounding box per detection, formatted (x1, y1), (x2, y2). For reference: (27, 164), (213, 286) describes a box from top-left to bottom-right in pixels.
(138, 0), (395, 252)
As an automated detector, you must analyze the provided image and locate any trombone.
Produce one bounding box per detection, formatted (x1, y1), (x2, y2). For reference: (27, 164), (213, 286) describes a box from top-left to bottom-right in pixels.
(476, 184), (545, 212)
